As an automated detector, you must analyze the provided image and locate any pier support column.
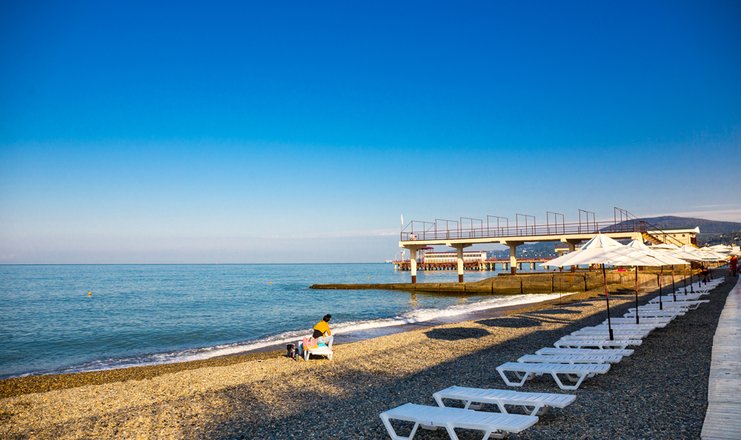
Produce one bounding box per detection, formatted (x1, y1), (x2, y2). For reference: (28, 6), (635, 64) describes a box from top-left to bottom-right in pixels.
(503, 241), (523, 275)
(456, 247), (464, 282)
(409, 248), (418, 284)
(447, 243), (471, 283)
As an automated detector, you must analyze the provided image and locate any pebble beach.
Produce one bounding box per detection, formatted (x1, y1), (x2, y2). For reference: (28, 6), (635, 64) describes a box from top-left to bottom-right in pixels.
(0, 274), (732, 439)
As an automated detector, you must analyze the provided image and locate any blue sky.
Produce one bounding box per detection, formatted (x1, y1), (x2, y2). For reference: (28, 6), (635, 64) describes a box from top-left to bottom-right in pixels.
(1, 1), (740, 263)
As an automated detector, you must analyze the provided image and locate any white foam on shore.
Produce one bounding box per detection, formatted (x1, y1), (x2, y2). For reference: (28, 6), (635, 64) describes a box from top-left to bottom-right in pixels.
(40, 292), (574, 376)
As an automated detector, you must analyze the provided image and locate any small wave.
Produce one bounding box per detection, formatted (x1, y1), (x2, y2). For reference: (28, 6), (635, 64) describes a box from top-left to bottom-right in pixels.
(34, 292), (573, 376)
(331, 292), (572, 333)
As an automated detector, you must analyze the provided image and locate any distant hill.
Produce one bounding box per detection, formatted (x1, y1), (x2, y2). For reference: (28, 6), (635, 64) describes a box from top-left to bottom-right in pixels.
(637, 216), (741, 234)
(621, 216), (741, 246)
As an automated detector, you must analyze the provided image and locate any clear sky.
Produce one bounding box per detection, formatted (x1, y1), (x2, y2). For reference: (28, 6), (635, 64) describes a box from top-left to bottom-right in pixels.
(1, 0), (740, 263)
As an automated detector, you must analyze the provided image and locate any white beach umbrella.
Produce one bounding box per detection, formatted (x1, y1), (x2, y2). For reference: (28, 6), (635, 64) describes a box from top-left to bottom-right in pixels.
(663, 245), (720, 293)
(542, 234), (629, 268)
(665, 247), (704, 262)
(705, 244), (732, 255)
(627, 240), (689, 265)
(543, 235), (665, 339)
(702, 249), (728, 261)
(610, 242), (669, 322)
(678, 245), (718, 262)
(651, 243), (679, 250)
(626, 240), (690, 306)
(663, 246), (704, 292)
(704, 244), (728, 251)
(644, 245), (693, 300)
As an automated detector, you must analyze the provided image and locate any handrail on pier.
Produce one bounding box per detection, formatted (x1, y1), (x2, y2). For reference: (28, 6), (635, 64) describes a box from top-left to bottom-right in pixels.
(400, 207), (662, 242)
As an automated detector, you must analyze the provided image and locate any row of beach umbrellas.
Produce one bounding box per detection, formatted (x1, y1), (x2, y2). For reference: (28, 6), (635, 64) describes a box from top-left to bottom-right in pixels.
(541, 235), (728, 340)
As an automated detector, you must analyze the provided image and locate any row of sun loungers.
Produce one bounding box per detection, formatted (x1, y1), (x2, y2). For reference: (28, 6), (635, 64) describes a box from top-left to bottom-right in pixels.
(379, 277), (723, 439)
(498, 278), (722, 392)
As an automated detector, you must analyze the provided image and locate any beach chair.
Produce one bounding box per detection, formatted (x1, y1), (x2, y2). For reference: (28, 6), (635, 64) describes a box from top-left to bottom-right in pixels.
(574, 323), (659, 333)
(626, 306), (689, 316)
(677, 284), (713, 295)
(496, 361), (609, 390)
(554, 337), (642, 350)
(570, 328), (650, 339)
(582, 324), (661, 336)
(535, 347), (634, 357)
(562, 333), (646, 341)
(639, 300), (706, 308)
(649, 293), (706, 303)
(517, 353), (623, 364)
(634, 300), (708, 311)
(607, 317), (671, 328)
(592, 322), (664, 331)
(379, 403), (538, 440)
(298, 338), (333, 361)
(432, 386), (576, 416)
(623, 309), (685, 319)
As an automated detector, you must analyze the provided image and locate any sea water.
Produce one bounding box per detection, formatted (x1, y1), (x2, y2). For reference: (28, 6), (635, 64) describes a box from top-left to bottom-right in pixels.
(0, 264), (563, 378)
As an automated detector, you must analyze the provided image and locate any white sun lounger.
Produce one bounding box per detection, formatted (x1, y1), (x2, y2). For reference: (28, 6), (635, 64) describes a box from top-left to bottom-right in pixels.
(623, 310), (684, 319)
(518, 353), (623, 364)
(563, 332), (646, 341)
(581, 326), (659, 337)
(585, 323), (662, 332)
(432, 386), (576, 416)
(554, 337), (642, 349)
(496, 361), (610, 390)
(636, 300), (707, 308)
(570, 328), (651, 339)
(627, 307), (688, 316)
(660, 292), (710, 302)
(675, 288), (710, 296)
(535, 347), (634, 357)
(577, 323), (660, 333)
(677, 285), (713, 294)
(634, 300), (708, 311)
(379, 403), (538, 440)
(607, 317), (671, 328)
(649, 294), (706, 303)
(625, 307), (684, 314)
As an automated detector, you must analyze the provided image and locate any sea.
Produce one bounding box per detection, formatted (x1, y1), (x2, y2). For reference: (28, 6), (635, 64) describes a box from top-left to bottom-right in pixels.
(0, 264), (564, 379)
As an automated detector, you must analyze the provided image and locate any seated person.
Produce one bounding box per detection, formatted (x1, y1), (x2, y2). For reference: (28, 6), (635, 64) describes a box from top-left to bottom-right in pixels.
(312, 314), (334, 349)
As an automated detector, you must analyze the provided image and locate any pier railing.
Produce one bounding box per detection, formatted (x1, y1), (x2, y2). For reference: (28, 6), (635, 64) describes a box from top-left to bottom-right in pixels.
(401, 219), (647, 242)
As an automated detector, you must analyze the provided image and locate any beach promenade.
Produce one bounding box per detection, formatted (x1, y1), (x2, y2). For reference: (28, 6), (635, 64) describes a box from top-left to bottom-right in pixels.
(702, 276), (741, 439)
(0, 274), (733, 439)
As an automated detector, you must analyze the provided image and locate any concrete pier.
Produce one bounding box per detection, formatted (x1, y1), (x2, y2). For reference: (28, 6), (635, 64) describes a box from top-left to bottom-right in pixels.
(396, 214), (686, 283)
